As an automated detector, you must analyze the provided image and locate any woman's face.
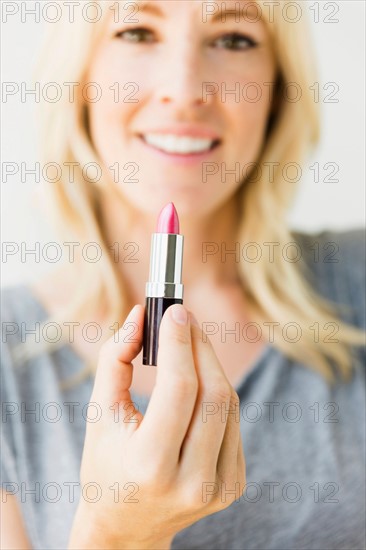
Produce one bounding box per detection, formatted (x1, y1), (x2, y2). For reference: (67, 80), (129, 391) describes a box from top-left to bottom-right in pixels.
(87, 0), (277, 218)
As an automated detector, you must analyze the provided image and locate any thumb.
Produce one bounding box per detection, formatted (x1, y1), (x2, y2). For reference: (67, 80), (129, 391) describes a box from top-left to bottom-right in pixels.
(90, 304), (144, 422)
(157, 304), (194, 379)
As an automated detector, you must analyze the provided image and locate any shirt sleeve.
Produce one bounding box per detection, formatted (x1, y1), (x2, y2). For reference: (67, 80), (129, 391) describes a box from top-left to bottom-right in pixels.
(1, 338), (21, 494)
(313, 228), (365, 370)
(339, 228), (366, 371)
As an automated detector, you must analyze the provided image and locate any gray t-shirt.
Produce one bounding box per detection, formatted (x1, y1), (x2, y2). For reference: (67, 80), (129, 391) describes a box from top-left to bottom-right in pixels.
(1, 229), (365, 550)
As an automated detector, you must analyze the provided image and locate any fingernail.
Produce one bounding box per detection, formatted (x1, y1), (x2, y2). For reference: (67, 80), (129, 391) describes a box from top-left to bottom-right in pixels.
(190, 312), (199, 327)
(125, 305), (140, 323)
(128, 305), (138, 318)
(170, 304), (188, 325)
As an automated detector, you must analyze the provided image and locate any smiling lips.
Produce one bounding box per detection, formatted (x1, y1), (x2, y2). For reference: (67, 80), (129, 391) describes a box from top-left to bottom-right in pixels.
(137, 124), (222, 156)
(140, 133), (221, 155)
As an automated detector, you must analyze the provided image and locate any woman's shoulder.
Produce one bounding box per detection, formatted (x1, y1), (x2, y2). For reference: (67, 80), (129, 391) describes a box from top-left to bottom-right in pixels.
(291, 226), (365, 265)
(1, 264), (73, 321)
(1, 284), (47, 375)
(1, 281), (88, 401)
(290, 226), (365, 283)
(290, 227), (365, 329)
(1, 283), (48, 343)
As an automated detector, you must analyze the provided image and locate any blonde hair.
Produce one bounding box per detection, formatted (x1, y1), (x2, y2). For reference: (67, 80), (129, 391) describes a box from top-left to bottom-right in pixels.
(14, 0), (365, 388)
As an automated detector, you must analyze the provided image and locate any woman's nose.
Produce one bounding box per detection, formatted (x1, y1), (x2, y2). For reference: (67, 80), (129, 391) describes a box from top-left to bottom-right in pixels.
(155, 46), (211, 108)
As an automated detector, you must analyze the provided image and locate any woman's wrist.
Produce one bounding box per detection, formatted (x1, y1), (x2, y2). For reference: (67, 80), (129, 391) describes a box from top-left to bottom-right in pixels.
(67, 503), (173, 550)
(69, 532), (173, 550)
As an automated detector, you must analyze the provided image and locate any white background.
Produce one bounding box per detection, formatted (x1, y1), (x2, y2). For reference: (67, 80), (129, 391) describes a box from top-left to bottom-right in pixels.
(1, 1), (365, 286)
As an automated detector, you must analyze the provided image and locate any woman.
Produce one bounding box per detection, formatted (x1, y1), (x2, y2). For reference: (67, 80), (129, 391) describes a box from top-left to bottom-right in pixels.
(1, 1), (365, 548)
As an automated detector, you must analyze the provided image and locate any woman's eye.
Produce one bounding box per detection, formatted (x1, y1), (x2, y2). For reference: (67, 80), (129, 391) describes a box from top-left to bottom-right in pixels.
(214, 33), (257, 51)
(115, 27), (154, 43)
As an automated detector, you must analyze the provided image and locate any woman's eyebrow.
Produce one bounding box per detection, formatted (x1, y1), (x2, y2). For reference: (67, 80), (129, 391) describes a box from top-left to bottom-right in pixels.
(208, 3), (263, 24)
(133, 1), (165, 18)
(131, 1), (262, 23)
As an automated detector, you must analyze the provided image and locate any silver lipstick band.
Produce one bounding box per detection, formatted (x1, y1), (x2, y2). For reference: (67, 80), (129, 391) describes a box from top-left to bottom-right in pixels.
(146, 233), (184, 299)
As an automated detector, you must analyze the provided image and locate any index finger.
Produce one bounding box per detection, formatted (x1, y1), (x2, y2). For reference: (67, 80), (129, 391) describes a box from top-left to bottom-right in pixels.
(90, 304), (144, 424)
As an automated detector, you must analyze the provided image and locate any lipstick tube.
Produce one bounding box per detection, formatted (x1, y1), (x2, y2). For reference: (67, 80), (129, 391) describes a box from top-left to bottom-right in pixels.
(143, 208), (184, 366)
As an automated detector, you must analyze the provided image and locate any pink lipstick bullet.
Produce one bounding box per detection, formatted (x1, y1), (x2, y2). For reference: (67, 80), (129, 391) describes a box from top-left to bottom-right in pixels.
(156, 202), (180, 234)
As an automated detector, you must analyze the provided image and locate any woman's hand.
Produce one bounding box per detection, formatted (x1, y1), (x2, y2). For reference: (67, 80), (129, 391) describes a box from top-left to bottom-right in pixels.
(68, 303), (246, 550)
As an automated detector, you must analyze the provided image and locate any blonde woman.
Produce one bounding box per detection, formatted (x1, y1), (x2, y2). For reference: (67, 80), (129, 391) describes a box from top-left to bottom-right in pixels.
(1, 1), (365, 549)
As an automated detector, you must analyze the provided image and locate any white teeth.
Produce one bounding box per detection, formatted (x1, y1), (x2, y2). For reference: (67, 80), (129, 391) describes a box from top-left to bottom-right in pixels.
(143, 133), (215, 154)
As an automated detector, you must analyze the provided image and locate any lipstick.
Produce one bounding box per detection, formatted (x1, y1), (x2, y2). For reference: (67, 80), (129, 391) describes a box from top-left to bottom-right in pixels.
(143, 203), (184, 366)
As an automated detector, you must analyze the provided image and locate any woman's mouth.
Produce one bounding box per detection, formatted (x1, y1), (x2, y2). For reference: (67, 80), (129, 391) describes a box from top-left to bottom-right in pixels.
(139, 134), (221, 158)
